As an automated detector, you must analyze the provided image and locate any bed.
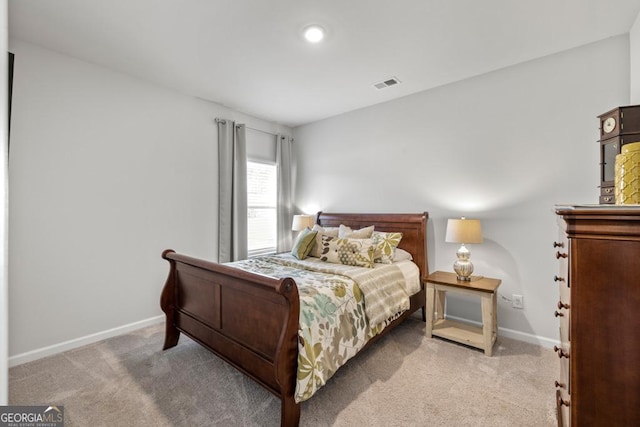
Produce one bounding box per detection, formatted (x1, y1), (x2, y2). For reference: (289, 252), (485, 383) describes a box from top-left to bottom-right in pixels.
(160, 212), (429, 426)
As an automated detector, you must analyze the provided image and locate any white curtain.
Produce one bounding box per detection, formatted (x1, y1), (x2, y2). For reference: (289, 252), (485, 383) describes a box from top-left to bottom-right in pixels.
(217, 119), (248, 262)
(276, 135), (294, 253)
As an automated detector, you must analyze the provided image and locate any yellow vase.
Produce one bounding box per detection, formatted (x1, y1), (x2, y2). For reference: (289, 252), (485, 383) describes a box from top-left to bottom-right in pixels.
(621, 141), (640, 154)
(615, 141), (640, 204)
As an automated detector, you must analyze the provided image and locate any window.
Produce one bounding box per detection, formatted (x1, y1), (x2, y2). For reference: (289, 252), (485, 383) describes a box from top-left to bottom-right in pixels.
(247, 161), (277, 256)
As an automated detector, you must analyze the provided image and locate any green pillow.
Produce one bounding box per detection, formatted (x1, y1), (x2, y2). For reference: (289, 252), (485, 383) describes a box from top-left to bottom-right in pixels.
(291, 228), (318, 259)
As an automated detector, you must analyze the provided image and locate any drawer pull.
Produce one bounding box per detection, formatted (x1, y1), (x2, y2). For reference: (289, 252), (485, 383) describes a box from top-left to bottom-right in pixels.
(554, 345), (569, 359)
(604, 187), (613, 194)
(553, 241), (564, 248)
(554, 380), (566, 389)
(603, 196), (613, 202)
(556, 251), (568, 259)
(557, 301), (570, 309)
(554, 311), (564, 317)
(554, 275), (565, 282)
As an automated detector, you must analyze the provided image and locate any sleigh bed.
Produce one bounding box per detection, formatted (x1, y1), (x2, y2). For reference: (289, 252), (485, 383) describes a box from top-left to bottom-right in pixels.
(160, 212), (429, 426)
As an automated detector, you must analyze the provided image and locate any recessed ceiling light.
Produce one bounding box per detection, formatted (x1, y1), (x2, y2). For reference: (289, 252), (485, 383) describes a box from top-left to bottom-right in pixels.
(304, 25), (325, 43)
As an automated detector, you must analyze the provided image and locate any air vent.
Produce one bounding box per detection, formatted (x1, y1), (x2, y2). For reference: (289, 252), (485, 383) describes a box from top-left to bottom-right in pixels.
(373, 77), (401, 90)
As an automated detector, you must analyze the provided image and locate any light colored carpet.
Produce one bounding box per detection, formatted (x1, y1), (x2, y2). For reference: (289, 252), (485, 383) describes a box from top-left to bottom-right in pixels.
(9, 315), (558, 426)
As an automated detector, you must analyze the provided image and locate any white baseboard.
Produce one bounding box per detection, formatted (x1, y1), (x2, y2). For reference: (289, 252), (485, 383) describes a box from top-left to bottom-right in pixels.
(446, 314), (559, 349)
(8, 315), (165, 367)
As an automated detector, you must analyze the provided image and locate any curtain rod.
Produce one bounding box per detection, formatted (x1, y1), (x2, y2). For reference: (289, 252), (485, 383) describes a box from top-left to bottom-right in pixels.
(244, 125), (278, 137)
(215, 117), (291, 140)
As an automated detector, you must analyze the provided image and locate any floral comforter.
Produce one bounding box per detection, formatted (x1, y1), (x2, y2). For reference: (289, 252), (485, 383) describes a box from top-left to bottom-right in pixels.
(227, 254), (415, 402)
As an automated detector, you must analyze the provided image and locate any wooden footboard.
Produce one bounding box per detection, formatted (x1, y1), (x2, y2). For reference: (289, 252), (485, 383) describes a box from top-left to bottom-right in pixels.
(160, 249), (302, 425)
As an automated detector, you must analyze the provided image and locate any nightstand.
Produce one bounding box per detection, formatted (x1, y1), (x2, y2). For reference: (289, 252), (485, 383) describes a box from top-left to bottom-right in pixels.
(425, 271), (502, 356)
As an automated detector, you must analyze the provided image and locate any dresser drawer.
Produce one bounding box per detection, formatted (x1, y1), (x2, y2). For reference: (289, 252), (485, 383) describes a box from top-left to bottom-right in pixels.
(556, 389), (570, 427)
(554, 236), (570, 347)
(553, 236), (570, 427)
(556, 294), (570, 347)
(555, 342), (570, 427)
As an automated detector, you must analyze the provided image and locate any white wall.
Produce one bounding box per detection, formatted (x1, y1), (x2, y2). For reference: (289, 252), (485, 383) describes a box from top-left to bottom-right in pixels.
(7, 39), (291, 362)
(293, 36), (630, 345)
(631, 12), (640, 104)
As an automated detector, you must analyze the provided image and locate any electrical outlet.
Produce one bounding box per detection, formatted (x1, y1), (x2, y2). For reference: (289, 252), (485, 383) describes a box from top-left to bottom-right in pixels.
(512, 294), (524, 309)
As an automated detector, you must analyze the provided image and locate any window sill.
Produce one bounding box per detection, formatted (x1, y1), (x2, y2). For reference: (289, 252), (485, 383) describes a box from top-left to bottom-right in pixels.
(248, 248), (276, 258)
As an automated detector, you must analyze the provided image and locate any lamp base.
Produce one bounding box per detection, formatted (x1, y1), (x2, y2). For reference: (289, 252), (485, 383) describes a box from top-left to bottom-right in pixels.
(453, 243), (474, 281)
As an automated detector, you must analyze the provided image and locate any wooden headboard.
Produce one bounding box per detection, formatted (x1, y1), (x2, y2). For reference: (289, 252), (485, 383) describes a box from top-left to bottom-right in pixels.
(316, 212), (429, 280)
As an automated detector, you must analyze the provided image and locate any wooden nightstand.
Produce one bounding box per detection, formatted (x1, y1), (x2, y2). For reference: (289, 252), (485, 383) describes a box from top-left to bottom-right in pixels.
(425, 271), (502, 356)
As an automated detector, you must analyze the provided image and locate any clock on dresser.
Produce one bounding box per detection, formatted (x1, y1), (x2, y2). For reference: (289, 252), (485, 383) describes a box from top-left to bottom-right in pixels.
(597, 105), (640, 204)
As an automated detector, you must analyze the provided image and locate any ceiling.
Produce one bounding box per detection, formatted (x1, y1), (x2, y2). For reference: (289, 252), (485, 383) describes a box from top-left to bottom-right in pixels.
(8, 0), (640, 127)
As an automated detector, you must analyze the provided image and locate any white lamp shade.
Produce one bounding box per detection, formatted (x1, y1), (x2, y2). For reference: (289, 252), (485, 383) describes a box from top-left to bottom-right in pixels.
(445, 218), (483, 244)
(292, 214), (315, 231)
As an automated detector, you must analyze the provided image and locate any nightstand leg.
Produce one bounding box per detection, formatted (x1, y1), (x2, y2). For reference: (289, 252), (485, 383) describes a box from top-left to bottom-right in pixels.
(435, 290), (445, 320)
(492, 292), (498, 347)
(426, 284), (435, 338)
(481, 293), (494, 356)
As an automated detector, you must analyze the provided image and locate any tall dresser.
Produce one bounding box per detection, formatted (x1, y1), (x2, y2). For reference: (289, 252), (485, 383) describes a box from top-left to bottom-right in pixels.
(554, 206), (640, 426)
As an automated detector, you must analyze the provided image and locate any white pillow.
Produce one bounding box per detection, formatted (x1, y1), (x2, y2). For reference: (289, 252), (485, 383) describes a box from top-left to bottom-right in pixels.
(338, 224), (375, 239)
(393, 248), (413, 262)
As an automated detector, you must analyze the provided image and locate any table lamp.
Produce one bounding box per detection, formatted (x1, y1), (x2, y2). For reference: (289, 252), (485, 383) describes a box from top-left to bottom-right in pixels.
(291, 214), (315, 231)
(445, 217), (483, 281)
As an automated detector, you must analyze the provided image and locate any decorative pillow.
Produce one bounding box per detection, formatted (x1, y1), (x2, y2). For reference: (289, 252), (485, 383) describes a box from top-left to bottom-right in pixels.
(393, 248), (413, 262)
(312, 224), (340, 236)
(291, 228), (318, 260)
(308, 224), (340, 258)
(319, 235), (376, 268)
(338, 224), (375, 239)
(371, 231), (403, 264)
